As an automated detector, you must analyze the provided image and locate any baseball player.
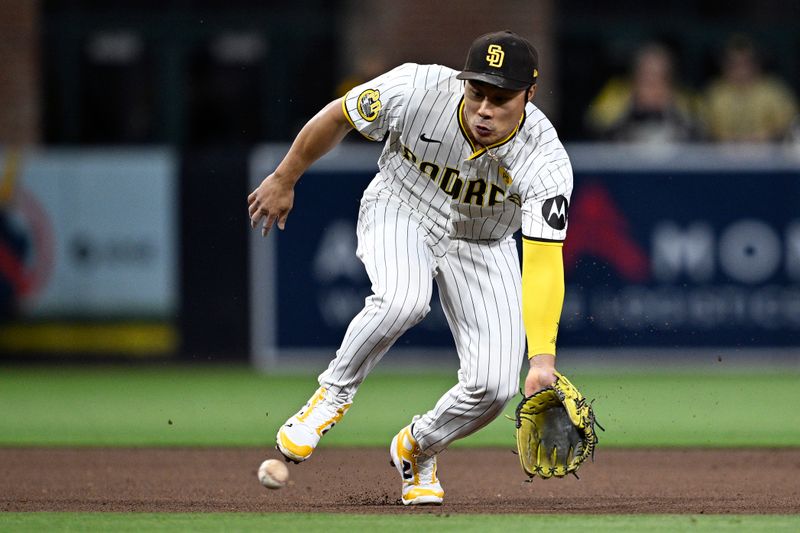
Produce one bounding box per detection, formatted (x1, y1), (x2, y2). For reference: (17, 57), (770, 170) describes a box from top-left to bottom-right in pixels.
(248, 30), (573, 505)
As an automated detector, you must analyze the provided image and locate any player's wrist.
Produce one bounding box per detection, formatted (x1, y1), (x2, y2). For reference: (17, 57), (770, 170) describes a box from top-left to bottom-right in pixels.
(528, 352), (556, 365)
(525, 353), (556, 393)
(271, 168), (300, 188)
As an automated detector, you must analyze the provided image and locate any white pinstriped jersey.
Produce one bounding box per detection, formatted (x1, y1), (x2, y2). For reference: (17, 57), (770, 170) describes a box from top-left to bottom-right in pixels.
(342, 63), (573, 243)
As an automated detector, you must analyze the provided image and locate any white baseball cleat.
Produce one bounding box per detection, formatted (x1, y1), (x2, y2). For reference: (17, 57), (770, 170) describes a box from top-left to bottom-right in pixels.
(276, 387), (351, 463)
(389, 421), (444, 505)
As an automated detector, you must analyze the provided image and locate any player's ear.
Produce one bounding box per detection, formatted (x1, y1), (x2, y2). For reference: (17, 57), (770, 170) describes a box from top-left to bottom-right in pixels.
(526, 84), (537, 102)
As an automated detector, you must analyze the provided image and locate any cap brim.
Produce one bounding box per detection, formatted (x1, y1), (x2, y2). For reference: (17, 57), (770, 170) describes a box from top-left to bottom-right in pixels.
(456, 71), (531, 91)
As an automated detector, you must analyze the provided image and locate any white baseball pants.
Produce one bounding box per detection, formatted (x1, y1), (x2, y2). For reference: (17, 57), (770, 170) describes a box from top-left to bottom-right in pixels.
(318, 184), (526, 455)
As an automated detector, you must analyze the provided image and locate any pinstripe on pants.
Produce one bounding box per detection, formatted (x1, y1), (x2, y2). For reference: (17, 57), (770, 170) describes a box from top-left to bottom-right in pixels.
(319, 183), (525, 455)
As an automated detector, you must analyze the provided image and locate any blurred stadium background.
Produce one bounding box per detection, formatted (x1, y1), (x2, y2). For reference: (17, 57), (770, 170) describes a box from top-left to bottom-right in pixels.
(1, 0), (799, 371)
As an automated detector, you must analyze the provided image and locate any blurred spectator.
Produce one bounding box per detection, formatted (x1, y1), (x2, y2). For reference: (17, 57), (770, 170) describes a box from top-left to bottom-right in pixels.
(702, 35), (798, 142)
(585, 43), (699, 142)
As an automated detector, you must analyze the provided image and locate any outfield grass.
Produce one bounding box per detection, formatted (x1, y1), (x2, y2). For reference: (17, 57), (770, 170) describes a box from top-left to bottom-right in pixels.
(1, 513), (798, 532)
(1, 365), (798, 447)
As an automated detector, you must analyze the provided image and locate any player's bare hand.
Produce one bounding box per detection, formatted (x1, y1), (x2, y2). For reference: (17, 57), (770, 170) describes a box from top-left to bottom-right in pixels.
(248, 173), (295, 236)
(524, 354), (557, 396)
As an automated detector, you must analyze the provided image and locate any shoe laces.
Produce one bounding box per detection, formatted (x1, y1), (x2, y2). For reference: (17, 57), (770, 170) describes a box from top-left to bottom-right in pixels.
(414, 453), (438, 485)
(297, 388), (350, 434)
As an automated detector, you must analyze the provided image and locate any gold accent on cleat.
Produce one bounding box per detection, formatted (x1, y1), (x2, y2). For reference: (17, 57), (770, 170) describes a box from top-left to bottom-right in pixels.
(277, 429), (313, 462)
(402, 486), (444, 505)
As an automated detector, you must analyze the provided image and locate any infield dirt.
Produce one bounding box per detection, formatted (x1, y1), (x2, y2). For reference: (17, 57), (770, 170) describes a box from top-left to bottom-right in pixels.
(2, 448), (798, 514)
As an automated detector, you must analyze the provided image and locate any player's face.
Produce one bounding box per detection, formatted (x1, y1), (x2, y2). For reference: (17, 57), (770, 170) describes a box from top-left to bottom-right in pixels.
(463, 81), (530, 146)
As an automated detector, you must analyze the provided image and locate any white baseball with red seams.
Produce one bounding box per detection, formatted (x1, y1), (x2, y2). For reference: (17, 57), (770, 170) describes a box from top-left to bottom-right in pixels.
(257, 459), (289, 489)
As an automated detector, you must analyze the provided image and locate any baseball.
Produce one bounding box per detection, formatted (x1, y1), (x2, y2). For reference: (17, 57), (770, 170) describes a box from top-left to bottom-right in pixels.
(257, 459), (289, 489)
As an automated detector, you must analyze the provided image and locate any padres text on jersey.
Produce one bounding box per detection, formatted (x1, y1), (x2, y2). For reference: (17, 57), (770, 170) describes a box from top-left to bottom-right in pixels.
(342, 63), (573, 243)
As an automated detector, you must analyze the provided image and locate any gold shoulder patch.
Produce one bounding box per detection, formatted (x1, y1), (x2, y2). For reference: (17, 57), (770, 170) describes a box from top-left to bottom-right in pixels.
(357, 89), (382, 122)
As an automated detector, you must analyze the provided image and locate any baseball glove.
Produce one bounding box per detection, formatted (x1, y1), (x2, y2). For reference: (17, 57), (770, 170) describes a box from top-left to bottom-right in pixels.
(514, 371), (601, 479)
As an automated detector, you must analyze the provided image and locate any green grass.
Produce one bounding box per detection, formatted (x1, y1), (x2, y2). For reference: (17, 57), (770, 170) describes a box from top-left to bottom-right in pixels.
(2, 367), (798, 528)
(1, 513), (798, 532)
(1, 365), (798, 447)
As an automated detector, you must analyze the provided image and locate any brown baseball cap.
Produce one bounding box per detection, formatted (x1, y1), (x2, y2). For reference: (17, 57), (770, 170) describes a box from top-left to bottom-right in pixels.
(457, 30), (539, 91)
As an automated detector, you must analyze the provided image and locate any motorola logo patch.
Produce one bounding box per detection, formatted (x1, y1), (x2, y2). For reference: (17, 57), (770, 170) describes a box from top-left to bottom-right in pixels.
(542, 195), (568, 230)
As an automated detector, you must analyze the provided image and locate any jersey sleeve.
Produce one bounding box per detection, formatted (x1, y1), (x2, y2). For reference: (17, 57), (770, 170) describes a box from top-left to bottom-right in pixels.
(341, 63), (416, 141)
(520, 159), (574, 242)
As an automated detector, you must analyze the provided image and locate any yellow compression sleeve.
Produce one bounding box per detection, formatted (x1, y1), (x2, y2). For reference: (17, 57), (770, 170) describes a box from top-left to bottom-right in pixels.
(521, 237), (565, 358)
